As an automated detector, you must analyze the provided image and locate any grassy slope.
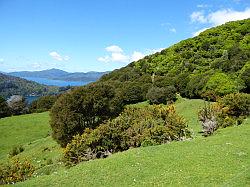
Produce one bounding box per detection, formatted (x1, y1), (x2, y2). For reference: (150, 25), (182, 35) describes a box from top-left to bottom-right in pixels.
(15, 117), (250, 187)
(7, 99), (248, 187)
(0, 112), (51, 160)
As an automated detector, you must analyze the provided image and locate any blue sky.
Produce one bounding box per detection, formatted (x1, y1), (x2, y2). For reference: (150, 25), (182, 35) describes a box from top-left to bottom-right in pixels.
(0, 0), (249, 72)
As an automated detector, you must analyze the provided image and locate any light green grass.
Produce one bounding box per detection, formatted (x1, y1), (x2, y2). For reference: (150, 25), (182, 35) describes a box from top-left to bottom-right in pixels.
(175, 98), (205, 137)
(1, 98), (246, 186)
(0, 112), (51, 160)
(15, 117), (250, 187)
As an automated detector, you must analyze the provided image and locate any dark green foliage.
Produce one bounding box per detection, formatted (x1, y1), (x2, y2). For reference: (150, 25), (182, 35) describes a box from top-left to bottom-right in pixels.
(146, 86), (176, 104)
(120, 82), (144, 104)
(218, 93), (250, 117)
(8, 145), (25, 158)
(50, 83), (123, 147)
(30, 95), (58, 113)
(0, 159), (35, 185)
(0, 96), (10, 118)
(64, 105), (191, 164)
(239, 61), (250, 92)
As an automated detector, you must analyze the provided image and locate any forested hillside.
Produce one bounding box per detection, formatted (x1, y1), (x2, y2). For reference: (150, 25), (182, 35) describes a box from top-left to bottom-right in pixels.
(100, 19), (250, 100)
(0, 73), (59, 98)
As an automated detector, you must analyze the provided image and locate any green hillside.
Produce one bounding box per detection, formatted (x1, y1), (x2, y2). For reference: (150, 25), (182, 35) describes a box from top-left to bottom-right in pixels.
(100, 19), (250, 100)
(0, 99), (248, 186)
(0, 73), (59, 98)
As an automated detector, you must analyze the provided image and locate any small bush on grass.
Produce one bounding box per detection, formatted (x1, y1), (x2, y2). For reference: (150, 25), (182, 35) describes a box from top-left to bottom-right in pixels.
(198, 93), (250, 136)
(0, 159), (35, 185)
(8, 145), (25, 158)
(64, 105), (191, 165)
(198, 103), (217, 136)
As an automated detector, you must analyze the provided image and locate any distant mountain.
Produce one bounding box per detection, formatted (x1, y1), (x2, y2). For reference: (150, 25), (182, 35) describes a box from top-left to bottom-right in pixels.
(8, 68), (69, 79)
(8, 69), (109, 82)
(0, 73), (59, 98)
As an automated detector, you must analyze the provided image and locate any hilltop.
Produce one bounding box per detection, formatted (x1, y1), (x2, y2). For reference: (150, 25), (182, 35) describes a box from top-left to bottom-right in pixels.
(100, 19), (250, 99)
(8, 68), (109, 82)
(0, 73), (59, 98)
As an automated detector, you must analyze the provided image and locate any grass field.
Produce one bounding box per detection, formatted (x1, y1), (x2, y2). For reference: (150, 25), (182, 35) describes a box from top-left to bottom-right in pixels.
(0, 112), (51, 161)
(0, 99), (249, 186)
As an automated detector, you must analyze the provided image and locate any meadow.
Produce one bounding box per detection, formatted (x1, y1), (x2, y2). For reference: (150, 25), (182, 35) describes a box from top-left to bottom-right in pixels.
(0, 98), (249, 186)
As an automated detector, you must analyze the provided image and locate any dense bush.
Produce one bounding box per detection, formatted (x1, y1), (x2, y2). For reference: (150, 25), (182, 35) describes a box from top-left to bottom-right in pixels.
(198, 93), (250, 135)
(202, 72), (240, 100)
(146, 86), (176, 104)
(64, 105), (191, 164)
(50, 83), (123, 147)
(0, 96), (10, 118)
(120, 82), (144, 104)
(0, 159), (35, 185)
(218, 93), (250, 117)
(30, 95), (58, 113)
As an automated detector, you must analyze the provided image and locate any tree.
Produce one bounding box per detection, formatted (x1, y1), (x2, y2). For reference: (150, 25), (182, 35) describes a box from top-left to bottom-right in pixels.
(202, 72), (240, 100)
(7, 95), (27, 115)
(30, 95), (58, 113)
(0, 96), (10, 118)
(50, 83), (123, 147)
(146, 86), (176, 104)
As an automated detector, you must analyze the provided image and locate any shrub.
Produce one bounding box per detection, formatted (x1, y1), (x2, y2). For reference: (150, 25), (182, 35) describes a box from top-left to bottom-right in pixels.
(0, 159), (35, 185)
(202, 72), (240, 100)
(120, 82), (144, 104)
(198, 93), (250, 135)
(146, 86), (176, 104)
(64, 105), (191, 165)
(0, 96), (10, 118)
(50, 83), (123, 147)
(218, 93), (250, 117)
(8, 145), (25, 158)
(198, 103), (217, 136)
(30, 95), (58, 113)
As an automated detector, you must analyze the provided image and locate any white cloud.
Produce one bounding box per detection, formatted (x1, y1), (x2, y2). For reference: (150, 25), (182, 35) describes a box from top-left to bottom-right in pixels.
(49, 51), (70, 61)
(105, 45), (123, 53)
(207, 8), (250, 26)
(0, 58), (4, 64)
(192, 27), (209, 36)
(191, 7), (250, 37)
(131, 51), (145, 62)
(191, 8), (250, 26)
(191, 11), (207, 23)
(98, 45), (166, 64)
(98, 45), (129, 63)
(111, 52), (129, 62)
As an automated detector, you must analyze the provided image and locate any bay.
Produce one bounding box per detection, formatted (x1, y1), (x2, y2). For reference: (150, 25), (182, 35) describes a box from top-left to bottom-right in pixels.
(22, 77), (92, 87)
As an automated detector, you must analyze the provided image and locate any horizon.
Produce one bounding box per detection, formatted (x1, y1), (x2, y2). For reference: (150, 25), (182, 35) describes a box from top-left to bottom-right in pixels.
(0, 0), (250, 73)
(3, 68), (110, 74)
